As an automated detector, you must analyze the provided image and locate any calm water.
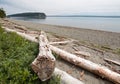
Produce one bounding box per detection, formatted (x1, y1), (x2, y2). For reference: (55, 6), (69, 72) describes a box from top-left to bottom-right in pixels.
(12, 17), (120, 33)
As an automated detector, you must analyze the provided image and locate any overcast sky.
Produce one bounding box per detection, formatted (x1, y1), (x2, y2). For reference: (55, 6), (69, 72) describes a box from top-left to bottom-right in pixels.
(0, 0), (120, 15)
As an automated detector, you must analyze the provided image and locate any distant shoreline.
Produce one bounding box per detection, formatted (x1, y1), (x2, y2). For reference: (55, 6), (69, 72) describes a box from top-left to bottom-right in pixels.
(47, 15), (120, 18)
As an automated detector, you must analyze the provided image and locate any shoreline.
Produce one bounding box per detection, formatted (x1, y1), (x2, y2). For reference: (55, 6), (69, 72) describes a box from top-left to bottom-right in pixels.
(7, 18), (120, 50)
(9, 18), (120, 34)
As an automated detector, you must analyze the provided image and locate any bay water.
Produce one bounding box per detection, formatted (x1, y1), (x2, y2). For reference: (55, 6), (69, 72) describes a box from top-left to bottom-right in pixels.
(12, 16), (120, 33)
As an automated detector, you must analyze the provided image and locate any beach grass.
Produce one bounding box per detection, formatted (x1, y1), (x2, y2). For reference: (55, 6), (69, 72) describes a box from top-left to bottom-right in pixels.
(0, 25), (60, 84)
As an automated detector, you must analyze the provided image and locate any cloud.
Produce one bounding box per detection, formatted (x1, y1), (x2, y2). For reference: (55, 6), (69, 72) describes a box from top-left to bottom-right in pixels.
(0, 0), (120, 15)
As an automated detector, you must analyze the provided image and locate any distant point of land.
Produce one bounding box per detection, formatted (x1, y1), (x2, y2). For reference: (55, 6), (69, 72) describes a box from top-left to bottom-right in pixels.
(7, 12), (46, 19)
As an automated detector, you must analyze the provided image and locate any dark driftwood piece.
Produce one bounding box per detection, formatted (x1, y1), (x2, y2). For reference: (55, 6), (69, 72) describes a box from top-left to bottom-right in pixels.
(31, 31), (55, 81)
(104, 58), (120, 66)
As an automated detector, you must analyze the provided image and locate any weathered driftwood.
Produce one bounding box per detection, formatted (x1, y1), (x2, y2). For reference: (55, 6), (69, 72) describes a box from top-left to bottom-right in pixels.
(104, 58), (120, 66)
(50, 46), (120, 84)
(4, 27), (120, 83)
(31, 31), (56, 81)
(3, 27), (38, 42)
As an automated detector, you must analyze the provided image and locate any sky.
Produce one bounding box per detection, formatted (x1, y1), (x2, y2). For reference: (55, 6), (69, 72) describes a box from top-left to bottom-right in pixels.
(0, 0), (120, 15)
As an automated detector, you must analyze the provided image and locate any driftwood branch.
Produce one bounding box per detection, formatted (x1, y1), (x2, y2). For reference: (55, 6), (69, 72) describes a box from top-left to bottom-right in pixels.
(74, 51), (90, 57)
(104, 58), (120, 66)
(49, 40), (73, 45)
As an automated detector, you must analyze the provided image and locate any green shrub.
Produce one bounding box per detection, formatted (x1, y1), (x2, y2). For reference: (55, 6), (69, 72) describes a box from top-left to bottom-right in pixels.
(0, 26), (60, 84)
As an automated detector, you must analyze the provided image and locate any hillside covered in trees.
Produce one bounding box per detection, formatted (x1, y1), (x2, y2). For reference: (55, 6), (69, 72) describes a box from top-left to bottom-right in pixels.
(7, 12), (46, 19)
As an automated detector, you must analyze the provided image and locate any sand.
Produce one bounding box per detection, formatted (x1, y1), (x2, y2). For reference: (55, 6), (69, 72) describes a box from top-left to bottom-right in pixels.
(0, 18), (120, 84)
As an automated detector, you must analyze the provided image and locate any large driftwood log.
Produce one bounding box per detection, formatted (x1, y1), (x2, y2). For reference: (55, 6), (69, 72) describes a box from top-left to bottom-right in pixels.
(31, 31), (56, 81)
(50, 46), (120, 84)
(4, 27), (120, 83)
(3, 27), (38, 42)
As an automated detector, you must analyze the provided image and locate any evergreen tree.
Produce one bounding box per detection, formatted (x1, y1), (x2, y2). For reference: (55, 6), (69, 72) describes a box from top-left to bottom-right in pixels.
(0, 8), (6, 18)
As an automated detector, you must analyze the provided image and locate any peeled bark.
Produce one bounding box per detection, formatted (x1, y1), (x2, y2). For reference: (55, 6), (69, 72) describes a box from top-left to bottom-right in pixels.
(31, 31), (55, 81)
(50, 46), (120, 84)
